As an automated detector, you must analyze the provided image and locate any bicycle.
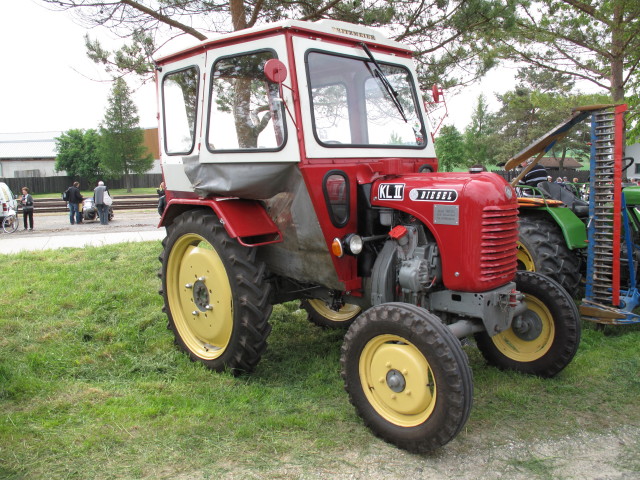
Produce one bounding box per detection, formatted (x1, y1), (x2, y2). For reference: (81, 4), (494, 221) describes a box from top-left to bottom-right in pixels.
(2, 207), (18, 234)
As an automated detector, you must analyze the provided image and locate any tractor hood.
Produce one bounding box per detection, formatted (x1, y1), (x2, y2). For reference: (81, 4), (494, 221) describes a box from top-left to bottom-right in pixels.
(371, 172), (519, 292)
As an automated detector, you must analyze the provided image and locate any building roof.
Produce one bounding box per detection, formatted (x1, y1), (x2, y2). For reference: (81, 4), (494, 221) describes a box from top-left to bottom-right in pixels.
(540, 157), (584, 169)
(0, 132), (60, 159)
(0, 128), (159, 160)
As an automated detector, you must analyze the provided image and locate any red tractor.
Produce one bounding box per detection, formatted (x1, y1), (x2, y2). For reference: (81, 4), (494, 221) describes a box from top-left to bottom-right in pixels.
(155, 20), (580, 452)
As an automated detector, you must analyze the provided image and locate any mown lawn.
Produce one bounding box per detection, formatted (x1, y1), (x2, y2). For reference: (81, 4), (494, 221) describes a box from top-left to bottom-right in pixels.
(0, 242), (638, 479)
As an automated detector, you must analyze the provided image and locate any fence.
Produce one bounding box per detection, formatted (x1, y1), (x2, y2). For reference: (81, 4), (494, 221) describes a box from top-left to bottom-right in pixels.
(0, 174), (163, 195)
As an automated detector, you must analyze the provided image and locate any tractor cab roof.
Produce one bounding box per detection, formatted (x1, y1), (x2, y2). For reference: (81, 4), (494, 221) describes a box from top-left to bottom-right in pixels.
(155, 19), (413, 65)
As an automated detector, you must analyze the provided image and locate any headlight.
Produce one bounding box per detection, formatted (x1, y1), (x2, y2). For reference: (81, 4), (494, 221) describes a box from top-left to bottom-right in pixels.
(344, 234), (364, 255)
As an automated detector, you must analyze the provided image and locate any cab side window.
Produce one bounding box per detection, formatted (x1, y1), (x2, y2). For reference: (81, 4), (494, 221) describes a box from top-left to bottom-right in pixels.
(207, 50), (286, 151)
(162, 66), (199, 155)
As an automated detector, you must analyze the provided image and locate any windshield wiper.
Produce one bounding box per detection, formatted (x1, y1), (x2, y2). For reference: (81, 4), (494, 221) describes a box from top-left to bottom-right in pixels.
(359, 42), (407, 123)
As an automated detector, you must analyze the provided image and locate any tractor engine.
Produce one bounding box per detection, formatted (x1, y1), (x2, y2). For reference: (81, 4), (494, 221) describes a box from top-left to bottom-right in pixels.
(395, 226), (442, 298)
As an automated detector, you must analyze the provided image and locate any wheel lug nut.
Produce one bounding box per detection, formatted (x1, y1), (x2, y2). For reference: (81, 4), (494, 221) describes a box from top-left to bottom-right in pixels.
(385, 362), (392, 368)
(192, 311), (199, 316)
(198, 276), (206, 282)
(185, 283), (193, 289)
(205, 304), (213, 310)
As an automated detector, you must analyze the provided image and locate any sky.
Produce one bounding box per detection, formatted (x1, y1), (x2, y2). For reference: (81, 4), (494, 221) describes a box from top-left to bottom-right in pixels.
(0, 0), (516, 135)
(0, 0), (158, 133)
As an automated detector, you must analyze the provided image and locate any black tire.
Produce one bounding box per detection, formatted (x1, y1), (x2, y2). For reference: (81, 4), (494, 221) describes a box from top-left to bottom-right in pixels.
(301, 298), (361, 329)
(159, 210), (272, 375)
(517, 215), (582, 297)
(341, 303), (473, 453)
(475, 271), (581, 378)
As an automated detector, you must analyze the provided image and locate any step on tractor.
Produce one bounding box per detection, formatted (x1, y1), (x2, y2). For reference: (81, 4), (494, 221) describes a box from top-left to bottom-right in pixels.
(155, 20), (581, 453)
(508, 105), (640, 325)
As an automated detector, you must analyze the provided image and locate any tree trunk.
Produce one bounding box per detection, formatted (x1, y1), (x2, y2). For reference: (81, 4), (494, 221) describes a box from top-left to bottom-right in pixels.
(230, 0), (247, 31)
(559, 147), (567, 171)
(125, 171), (132, 193)
(233, 78), (259, 148)
(610, 1), (625, 102)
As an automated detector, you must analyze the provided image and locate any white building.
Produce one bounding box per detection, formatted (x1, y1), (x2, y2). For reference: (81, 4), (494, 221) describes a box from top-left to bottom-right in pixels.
(0, 129), (162, 178)
(0, 131), (63, 177)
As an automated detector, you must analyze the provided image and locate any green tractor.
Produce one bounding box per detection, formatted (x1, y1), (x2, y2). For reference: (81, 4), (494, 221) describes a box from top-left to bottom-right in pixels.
(509, 104), (640, 325)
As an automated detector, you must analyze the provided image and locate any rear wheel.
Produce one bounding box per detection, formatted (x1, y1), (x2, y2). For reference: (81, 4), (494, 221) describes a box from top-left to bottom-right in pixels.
(159, 210), (272, 375)
(341, 303), (473, 453)
(475, 271), (581, 378)
(517, 215), (582, 297)
(301, 298), (361, 328)
(2, 215), (18, 233)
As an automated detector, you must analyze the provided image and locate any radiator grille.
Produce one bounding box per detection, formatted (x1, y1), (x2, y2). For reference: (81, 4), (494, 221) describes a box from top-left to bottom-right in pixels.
(479, 205), (519, 282)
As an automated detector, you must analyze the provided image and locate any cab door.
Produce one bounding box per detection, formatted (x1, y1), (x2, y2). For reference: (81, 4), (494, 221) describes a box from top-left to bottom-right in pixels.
(158, 53), (207, 192)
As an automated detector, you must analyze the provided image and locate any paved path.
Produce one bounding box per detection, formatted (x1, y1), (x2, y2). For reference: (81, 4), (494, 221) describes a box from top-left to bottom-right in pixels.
(0, 210), (165, 254)
(0, 230), (165, 254)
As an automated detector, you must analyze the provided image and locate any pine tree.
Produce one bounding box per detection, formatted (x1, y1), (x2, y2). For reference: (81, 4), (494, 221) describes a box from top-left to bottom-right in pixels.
(434, 125), (466, 172)
(99, 78), (154, 192)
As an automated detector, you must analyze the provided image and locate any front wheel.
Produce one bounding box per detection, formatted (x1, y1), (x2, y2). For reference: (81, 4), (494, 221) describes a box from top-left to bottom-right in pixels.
(341, 303), (473, 453)
(159, 210), (272, 375)
(2, 215), (18, 233)
(475, 271), (581, 378)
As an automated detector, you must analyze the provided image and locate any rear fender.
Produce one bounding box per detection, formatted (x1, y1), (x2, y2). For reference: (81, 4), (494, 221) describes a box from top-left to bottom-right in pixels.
(160, 198), (282, 247)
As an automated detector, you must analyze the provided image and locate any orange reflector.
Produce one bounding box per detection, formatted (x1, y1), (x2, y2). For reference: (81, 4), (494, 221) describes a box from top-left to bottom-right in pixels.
(331, 238), (344, 257)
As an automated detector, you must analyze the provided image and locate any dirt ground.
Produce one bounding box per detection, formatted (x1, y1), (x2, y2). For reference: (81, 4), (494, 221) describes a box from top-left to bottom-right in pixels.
(185, 426), (639, 480)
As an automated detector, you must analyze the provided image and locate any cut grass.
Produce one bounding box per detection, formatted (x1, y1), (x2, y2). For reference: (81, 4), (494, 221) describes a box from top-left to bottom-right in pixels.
(0, 242), (639, 479)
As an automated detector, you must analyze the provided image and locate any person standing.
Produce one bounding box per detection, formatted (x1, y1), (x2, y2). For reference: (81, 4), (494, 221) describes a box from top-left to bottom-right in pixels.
(93, 181), (110, 225)
(157, 181), (166, 215)
(67, 181), (84, 225)
(20, 187), (34, 231)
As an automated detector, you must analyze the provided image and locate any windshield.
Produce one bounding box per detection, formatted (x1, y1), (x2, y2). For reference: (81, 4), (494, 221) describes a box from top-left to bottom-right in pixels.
(306, 51), (425, 147)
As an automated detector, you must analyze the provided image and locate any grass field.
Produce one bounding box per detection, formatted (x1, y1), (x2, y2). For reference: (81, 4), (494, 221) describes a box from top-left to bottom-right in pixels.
(0, 242), (638, 479)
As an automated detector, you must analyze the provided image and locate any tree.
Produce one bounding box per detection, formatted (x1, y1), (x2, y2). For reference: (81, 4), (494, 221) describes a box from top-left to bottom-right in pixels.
(41, 0), (515, 89)
(463, 95), (497, 166)
(435, 125), (466, 171)
(99, 78), (154, 192)
(488, 68), (610, 165)
(54, 128), (102, 184)
(493, 0), (640, 140)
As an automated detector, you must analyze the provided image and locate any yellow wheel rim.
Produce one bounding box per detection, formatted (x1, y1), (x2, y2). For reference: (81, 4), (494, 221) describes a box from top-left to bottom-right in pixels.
(307, 299), (361, 322)
(517, 241), (535, 271)
(359, 335), (437, 427)
(166, 233), (233, 360)
(492, 293), (555, 362)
